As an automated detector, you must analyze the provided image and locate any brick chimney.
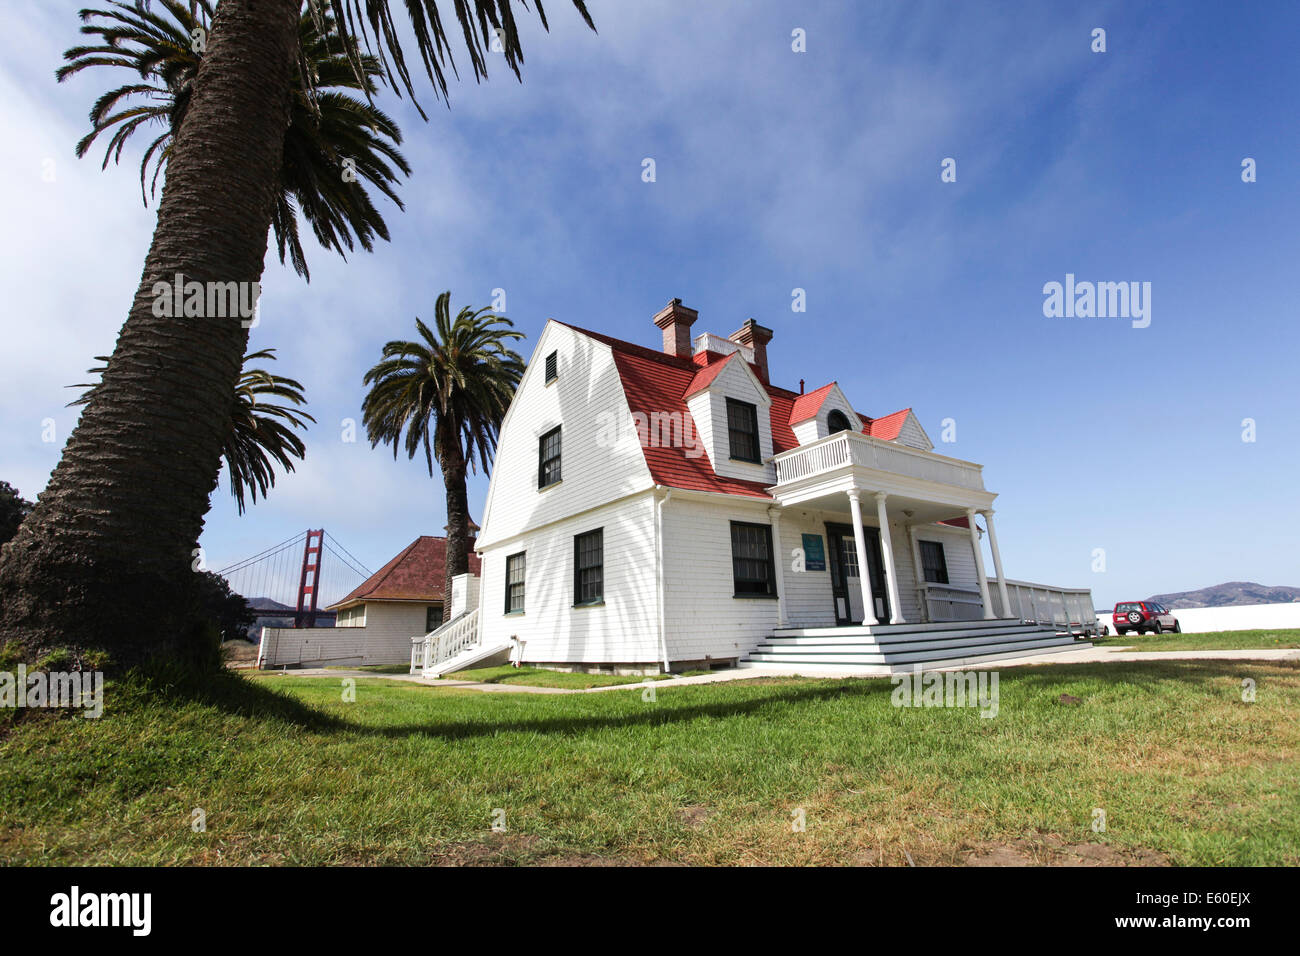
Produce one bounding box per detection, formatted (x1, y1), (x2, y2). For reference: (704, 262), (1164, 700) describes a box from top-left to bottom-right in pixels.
(730, 318), (774, 384)
(653, 297), (699, 359)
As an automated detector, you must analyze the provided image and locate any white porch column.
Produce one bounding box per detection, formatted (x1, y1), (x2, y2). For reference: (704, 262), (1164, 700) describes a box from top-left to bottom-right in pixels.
(874, 493), (905, 624)
(981, 508), (1011, 619)
(846, 490), (879, 626)
(768, 505), (789, 627)
(965, 507), (995, 620)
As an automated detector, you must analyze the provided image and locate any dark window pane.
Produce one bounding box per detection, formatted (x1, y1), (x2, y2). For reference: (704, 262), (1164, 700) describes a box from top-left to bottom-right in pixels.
(827, 409), (852, 434)
(920, 540), (949, 584)
(505, 552), (526, 613)
(545, 351), (558, 383)
(574, 529), (604, 604)
(426, 604), (443, 632)
(538, 426), (562, 488)
(726, 398), (760, 463)
(730, 522), (775, 595)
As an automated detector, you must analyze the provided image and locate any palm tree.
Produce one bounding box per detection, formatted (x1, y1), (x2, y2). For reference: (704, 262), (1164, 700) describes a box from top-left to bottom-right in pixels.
(0, 1), (593, 668)
(72, 348), (315, 514)
(57, 0), (411, 281)
(362, 292), (523, 600)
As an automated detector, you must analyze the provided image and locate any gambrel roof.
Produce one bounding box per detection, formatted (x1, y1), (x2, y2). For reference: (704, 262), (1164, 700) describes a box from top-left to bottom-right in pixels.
(556, 322), (920, 500)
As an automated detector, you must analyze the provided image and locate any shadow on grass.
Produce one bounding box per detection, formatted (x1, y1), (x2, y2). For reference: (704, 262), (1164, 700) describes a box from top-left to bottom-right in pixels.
(121, 658), (1296, 745)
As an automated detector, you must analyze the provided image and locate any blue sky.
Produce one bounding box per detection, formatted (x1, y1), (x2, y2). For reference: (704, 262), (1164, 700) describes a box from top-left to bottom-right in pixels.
(1, 0), (1296, 608)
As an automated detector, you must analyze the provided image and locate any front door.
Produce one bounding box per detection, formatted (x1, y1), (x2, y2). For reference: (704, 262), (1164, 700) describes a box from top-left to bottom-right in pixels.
(826, 522), (890, 625)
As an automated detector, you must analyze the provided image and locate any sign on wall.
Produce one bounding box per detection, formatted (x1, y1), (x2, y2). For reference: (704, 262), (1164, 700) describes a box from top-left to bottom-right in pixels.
(802, 533), (826, 571)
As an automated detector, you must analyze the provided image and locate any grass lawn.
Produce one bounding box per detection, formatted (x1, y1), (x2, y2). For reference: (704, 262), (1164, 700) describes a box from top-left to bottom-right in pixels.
(444, 665), (671, 689)
(1092, 627), (1300, 652)
(1, 661), (1297, 866)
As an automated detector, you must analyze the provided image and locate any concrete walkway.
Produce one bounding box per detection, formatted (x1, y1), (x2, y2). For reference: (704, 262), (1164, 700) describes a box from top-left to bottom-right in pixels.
(257, 645), (1300, 695)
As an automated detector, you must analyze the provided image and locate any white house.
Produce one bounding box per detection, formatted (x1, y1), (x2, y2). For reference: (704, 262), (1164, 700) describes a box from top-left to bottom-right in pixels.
(259, 533), (481, 669)
(412, 299), (1096, 677)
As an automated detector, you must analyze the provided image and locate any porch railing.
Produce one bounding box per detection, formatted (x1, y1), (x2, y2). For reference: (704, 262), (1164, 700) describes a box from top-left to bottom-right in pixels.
(990, 579), (1098, 637)
(916, 583), (985, 622)
(772, 430), (985, 491)
(914, 579), (1098, 636)
(410, 608), (481, 674)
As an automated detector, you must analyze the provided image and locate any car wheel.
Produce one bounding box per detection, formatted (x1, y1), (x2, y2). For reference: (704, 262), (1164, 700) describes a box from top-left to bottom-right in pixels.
(1173, 621), (1181, 633)
(1127, 611), (1143, 625)
(1151, 620), (1163, 635)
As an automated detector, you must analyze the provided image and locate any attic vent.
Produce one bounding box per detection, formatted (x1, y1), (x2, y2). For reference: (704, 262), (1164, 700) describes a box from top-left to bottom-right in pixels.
(545, 351), (558, 383)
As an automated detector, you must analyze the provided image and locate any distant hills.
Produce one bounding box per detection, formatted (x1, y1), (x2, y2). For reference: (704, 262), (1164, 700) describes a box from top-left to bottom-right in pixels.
(1146, 582), (1300, 609)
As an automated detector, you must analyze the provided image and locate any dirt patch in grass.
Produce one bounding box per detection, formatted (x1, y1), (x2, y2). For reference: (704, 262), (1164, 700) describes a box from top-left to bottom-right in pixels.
(427, 833), (671, 867)
(676, 805), (712, 829)
(956, 833), (1169, 867)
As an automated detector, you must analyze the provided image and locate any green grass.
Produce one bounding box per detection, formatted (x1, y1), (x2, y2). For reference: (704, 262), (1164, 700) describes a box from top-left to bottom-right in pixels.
(1093, 627), (1300, 652)
(444, 665), (670, 689)
(2, 661), (1297, 866)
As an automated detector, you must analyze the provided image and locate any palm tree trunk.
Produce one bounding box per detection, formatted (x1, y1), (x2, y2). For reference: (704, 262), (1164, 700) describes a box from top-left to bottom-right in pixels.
(438, 431), (471, 609)
(0, 0), (301, 668)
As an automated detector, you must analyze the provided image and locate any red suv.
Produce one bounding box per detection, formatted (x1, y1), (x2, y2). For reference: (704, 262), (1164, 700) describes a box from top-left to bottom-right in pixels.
(1113, 601), (1180, 635)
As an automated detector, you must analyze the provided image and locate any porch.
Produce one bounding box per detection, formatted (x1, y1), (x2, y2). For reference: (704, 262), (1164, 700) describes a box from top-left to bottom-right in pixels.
(767, 429), (1097, 638)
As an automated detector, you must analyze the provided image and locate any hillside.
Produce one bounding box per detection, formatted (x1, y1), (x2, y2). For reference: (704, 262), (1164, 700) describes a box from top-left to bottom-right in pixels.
(1146, 581), (1300, 609)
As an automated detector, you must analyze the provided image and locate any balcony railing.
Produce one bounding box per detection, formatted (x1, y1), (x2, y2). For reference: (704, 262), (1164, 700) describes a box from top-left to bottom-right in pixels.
(772, 431), (985, 491)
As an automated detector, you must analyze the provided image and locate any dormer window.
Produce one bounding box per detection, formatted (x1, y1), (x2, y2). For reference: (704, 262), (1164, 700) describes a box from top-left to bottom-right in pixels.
(726, 398), (760, 463)
(827, 409), (852, 434)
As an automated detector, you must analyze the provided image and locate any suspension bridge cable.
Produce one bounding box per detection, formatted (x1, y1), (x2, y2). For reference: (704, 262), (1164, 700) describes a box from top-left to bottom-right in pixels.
(322, 540), (370, 579)
(323, 532), (372, 577)
(215, 531), (304, 576)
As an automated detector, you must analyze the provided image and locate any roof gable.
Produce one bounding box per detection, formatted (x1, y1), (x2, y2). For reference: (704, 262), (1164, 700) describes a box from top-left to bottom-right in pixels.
(329, 535), (481, 609)
(556, 322), (924, 499)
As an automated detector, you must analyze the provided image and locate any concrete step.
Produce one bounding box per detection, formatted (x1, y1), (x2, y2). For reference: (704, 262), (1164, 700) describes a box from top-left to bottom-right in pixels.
(759, 626), (1054, 651)
(745, 635), (1075, 667)
(739, 641), (1086, 675)
(772, 618), (1025, 638)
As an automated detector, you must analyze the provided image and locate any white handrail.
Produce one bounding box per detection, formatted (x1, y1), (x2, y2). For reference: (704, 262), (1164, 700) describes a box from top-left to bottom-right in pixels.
(412, 608), (481, 674)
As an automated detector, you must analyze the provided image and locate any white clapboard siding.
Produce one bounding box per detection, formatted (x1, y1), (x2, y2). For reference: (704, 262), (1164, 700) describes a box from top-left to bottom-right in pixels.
(775, 509), (932, 627)
(895, 411), (934, 451)
(478, 493), (661, 665)
(660, 495), (782, 663)
(478, 322), (654, 550)
(258, 602), (427, 667)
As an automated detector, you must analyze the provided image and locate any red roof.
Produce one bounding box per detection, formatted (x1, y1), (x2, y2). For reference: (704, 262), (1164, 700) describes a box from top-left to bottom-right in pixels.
(863, 407), (912, 441)
(557, 322), (913, 500)
(329, 535), (482, 609)
(789, 382), (837, 424)
(683, 351), (740, 398)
